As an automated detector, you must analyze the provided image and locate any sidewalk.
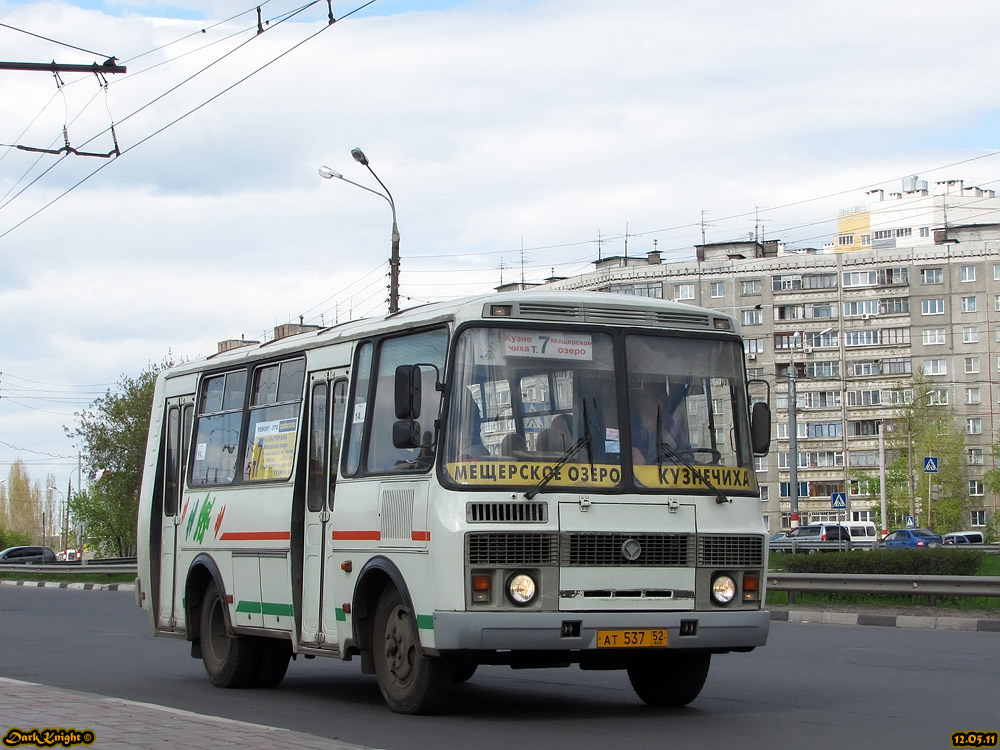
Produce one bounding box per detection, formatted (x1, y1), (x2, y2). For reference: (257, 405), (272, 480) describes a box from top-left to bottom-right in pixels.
(0, 677), (371, 750)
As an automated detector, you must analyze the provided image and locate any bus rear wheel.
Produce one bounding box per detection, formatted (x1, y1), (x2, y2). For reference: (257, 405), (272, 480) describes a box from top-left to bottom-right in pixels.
(373, 587), (452, 714)
(200, 581), (259, 688)
(627, 651), (711, 707)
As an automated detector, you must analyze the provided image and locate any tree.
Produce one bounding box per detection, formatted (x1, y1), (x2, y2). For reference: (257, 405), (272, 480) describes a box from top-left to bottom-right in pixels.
(884, 372), (968, 533)
(67, 358), (173, 557)
(4, 460), (42, 543)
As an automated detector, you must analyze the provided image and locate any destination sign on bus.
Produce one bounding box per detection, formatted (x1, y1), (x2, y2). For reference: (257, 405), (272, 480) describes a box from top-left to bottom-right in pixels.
(503, 332), (593, 361)
(446, 461), (620, 487)
(445, 461), (751, 491)
(633, 464), (752, 491)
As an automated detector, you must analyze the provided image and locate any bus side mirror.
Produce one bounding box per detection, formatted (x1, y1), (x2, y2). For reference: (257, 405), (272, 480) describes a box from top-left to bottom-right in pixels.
(394, 365), (422, 420)
(751, 401), (771, 455)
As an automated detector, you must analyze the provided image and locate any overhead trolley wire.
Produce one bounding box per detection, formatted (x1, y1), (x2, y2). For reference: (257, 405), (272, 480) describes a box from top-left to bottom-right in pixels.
(0, 21), (115, 60)
(0, 0), (379, 242)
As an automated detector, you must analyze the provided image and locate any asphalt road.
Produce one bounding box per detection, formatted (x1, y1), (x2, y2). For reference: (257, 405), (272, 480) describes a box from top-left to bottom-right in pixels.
(1, 585), (997, 750)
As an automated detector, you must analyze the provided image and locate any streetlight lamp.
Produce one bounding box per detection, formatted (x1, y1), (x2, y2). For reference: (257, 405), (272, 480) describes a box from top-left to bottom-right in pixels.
(318, 147), (401, 314)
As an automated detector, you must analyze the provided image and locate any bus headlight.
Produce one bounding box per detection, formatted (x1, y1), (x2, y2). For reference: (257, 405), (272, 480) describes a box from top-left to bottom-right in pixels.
(506, 573), (537, 605)
(711, 574), (737, 605)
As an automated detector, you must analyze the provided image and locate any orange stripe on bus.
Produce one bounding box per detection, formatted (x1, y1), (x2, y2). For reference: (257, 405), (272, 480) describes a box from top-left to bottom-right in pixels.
(218, 531), (291, 541)
(412, 531), (431, 541)
(332, 530), (381, 541)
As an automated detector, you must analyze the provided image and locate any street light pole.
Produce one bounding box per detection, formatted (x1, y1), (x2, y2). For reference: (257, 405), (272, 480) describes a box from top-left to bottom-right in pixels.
(352, 148), (400, 315)
(318, 150), (400, 315)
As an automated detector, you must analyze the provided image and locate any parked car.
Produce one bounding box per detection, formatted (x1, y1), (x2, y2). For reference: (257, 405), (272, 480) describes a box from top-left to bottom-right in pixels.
(787, 523), (850, 542)
(769, 523), (852, 553)
(883, 529), (943, 549)
(942, 531), (986, 545)
(0, 545), (57, 564)
(769, 532), (789, 543)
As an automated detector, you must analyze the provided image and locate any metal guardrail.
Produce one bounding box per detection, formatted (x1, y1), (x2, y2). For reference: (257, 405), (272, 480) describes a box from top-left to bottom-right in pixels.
(768, 572), (1000, 601)
(769, 540), (1000, 554)
(0, 561), (138, 575)
(769, 539), (859, 553)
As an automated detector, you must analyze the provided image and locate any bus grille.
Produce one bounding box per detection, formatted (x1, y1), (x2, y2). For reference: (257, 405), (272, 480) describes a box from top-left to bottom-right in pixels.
(697, 535), (764, 567)
(465, 532), (764, 567)
(560, 532), (694, 567)
(466, 532), (559, 566)
(467, 501), (548, 523)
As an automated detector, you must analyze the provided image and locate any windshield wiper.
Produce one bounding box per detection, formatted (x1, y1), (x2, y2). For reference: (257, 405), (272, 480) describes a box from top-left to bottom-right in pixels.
(655, 407), (729, 505)
(525, 410), (593, 500)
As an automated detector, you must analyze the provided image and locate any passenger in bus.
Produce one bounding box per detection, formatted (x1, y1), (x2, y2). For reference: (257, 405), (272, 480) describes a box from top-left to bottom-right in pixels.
(630, 388), (685, 464)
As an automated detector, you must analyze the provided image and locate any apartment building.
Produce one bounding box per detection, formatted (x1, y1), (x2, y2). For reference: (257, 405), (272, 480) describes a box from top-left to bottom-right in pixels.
(540, 224), (1000, 533)
(835, 176), (1000, 253)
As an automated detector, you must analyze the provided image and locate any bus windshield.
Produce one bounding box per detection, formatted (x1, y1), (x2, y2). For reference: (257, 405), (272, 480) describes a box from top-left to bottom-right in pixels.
(442, 326), (756, 495)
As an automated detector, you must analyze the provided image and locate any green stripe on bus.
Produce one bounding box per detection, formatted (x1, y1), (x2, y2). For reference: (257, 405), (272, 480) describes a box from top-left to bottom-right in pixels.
(416, 615), (434, 630)
(235, 601), (294, 617)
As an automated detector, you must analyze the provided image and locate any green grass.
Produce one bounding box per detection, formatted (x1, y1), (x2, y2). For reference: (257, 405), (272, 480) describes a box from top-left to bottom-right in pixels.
(765, 590), (1000, 611)
(0, 571), (135, 585)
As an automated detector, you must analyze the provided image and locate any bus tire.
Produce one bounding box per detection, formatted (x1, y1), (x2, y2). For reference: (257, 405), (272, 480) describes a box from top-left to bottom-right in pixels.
(251, 638), (292, 688)
(627, 651), (711, 707)
(373, 587), (452, 714)
(200, 581), (259, 688)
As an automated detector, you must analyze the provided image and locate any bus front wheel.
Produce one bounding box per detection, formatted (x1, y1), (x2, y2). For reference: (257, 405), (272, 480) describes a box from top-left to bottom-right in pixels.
(373, 587), (452, 714)
(627, 651), (711, 707)
(200, 581), (258, 688)
(251, 638), (291, 688)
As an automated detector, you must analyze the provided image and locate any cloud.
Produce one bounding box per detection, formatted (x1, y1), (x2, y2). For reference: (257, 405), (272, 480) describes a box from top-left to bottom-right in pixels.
(3, 0), (1000, 488)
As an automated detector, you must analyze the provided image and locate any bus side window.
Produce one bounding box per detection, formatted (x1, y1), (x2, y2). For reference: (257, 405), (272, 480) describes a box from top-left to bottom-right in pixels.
(163, 406), (180, 516)
(330, 379), (348, 504)
(366, 329), (447, 474)
(344, 342), (373, 477)
(191, 369), (247, 486)
(307, 382), (328, 513)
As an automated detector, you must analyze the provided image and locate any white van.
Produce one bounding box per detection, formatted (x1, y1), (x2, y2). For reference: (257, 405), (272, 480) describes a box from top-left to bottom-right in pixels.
(844, 522), (879, 547)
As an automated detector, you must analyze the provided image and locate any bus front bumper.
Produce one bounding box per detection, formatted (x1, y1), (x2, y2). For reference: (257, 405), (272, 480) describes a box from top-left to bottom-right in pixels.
(429, 608), (769, 652)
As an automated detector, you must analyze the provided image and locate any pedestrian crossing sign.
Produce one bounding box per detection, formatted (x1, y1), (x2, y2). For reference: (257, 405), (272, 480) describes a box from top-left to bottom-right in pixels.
(923, 457), (939, 473)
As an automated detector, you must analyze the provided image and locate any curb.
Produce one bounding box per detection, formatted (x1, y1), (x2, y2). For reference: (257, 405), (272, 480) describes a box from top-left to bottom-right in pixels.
(0, 579), (135, 592)
(769, 608), (1000, 633)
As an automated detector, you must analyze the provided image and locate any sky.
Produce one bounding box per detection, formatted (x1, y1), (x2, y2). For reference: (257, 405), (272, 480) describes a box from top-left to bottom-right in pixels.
(2, 0), (1000, 499)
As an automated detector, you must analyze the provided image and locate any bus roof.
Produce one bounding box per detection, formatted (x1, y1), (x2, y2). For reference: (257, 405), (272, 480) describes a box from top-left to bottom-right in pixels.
(163, 290), (738, 378)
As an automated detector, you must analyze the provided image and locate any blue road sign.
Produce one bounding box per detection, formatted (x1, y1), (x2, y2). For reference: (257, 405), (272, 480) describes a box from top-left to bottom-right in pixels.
(923, 457), (939, 473)
(905, 516), (915, 528)
(831, 492), (847, 510)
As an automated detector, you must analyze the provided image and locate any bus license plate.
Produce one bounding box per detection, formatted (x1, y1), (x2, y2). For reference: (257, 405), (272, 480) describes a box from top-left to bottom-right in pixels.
(596, 629), (668, 648)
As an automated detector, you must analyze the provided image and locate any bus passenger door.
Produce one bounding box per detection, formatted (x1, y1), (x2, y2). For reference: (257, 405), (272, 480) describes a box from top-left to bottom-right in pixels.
(158, 397), (193, 631)
(301, 370), (348, 649)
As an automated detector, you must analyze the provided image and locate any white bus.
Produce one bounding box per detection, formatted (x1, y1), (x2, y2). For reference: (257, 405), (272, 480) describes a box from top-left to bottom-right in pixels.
(136, 290), (772, 714)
